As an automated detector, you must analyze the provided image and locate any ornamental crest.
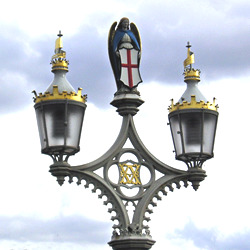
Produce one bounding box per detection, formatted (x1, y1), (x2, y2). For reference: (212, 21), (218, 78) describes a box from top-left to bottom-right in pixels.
(119, 161), (141, 185)
(119, 48), (142, 88)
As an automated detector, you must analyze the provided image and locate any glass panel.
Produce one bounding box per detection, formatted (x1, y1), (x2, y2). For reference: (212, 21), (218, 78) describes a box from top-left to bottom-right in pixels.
(169, 115), (182, 157)
(203, 113), (217, 155)
(181, 112), (202, 154)
(44, 103), (66, 147)
(67, 104), (85, 148)
(35, 106), (46, 150)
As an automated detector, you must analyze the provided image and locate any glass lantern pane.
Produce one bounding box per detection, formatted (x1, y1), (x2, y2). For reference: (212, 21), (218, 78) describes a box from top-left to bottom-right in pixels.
(44, 103), (66, 148)
(35, 106), (46, 150)
(181, 112), (202, 155)
(35, 100), (86, 156)
(169, 115), (182, 157)
(66, 104), (85, 148)
(203, 112), (217, 155)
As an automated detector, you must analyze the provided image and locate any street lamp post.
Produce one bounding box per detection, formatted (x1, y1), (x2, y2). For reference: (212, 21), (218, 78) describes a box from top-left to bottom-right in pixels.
(33, 20), (218, 250)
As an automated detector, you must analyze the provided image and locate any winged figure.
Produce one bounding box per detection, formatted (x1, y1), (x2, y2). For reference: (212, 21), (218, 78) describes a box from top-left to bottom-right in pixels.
(108, 18), (142, 91)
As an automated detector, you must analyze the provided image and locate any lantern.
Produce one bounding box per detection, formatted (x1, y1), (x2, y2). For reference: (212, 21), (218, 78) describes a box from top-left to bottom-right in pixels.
(33, 32), (87, 162)
(168, 43), (218, 168)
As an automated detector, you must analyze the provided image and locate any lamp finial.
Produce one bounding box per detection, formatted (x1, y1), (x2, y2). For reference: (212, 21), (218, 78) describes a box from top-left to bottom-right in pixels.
(51, 31), (69, 72)
(183, 42), (200, 81)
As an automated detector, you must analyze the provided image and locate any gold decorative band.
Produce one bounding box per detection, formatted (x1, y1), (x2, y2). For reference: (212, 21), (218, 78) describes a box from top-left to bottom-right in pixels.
(33, 85), (87, 104)
(168, 95), (218, 113)
(51, 58), (69, 72)
(184, 68), (200, 81)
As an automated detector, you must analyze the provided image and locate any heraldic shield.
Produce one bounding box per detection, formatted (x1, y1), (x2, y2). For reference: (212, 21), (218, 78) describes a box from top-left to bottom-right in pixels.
(119, 48), (142, 88)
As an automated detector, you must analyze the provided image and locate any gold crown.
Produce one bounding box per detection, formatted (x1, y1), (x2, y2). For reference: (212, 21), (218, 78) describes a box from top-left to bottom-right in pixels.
(184, 68), (200, 81)
(51, 53), (69, 72)
(33, 85), (87, 104)
(168, 95), (218, 113)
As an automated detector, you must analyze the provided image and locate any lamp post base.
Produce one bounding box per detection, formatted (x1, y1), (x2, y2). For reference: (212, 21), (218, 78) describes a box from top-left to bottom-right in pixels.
(108, 235), (155, 250)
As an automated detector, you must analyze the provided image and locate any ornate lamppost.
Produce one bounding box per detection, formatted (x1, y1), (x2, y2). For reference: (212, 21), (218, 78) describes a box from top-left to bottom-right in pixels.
(33, 19), (218, 250)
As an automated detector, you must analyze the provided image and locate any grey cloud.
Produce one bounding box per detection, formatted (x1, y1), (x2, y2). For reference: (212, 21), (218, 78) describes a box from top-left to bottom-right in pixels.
(0, 215), (110, 244)
(0, 0), (249, 113)
(138, 1), (250, 83)
(227, 1), (250, 18)
(65, 25), (117, 108)
(0, 26), (51, 114)
(168, 220), (250, 250)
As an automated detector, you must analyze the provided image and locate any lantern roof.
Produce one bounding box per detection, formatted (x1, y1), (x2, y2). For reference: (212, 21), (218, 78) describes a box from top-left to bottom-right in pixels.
(168, 42), (218, 113)
(32, 32), (87, 104)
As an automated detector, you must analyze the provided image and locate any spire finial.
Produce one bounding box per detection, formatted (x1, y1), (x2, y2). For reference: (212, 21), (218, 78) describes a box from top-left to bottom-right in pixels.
(55, 31), (63, 52)
(184, 41), (194, 69)
(51, 31), (69, 72)
(186, 41), (191, 49)
(57, 30), (63, 37)
(183, 42), (200, 81)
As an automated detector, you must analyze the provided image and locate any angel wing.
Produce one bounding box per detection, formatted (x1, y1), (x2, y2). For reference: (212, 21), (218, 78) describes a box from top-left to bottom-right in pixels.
(130, 22), (142, 65)
(130, 22), (141, 52)
(108, 21), (117, 77)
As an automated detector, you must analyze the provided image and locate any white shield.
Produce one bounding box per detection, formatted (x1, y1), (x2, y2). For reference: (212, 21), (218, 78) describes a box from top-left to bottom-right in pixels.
(119, 48), (142, 88)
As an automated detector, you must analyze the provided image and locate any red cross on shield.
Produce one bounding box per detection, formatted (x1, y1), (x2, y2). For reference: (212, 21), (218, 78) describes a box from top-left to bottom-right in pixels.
(119, 48), (142, 88)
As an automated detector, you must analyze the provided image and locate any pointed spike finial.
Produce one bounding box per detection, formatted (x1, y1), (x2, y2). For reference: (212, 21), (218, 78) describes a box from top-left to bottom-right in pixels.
(184, 41), (194, 68)
(186, 41), (191, 49)
(57, 30), (63, 37)
(51, 31), (69, 72)
(55, 31), (63, 51)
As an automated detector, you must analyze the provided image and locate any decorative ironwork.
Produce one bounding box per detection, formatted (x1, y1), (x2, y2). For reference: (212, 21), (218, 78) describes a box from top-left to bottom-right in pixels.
(49, 112), (199, 239)
(34, 28), (218, 250)
(46, 90), (208, 250)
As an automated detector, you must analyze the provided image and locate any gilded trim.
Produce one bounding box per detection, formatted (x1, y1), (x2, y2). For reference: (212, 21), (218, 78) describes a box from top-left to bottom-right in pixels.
(168, 95), (218, 113)
(184, 68), (200, 81)
(51, 32), (69, 72)
(33, 85), (87, 104)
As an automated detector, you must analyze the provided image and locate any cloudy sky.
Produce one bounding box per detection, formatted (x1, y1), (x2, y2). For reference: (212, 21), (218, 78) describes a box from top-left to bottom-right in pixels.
(0, 0), (249, 249)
